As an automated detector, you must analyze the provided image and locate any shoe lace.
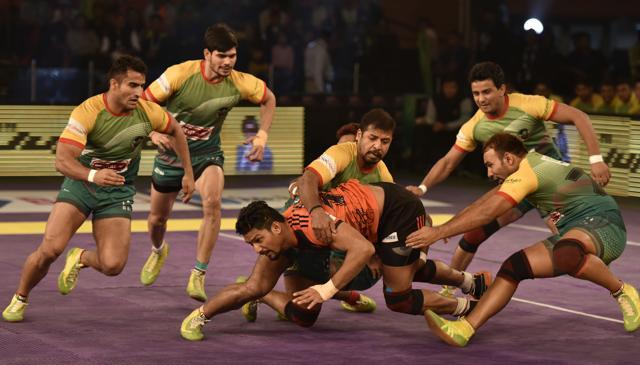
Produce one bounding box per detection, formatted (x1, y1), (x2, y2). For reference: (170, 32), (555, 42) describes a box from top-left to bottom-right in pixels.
(189, 313), (208, 329)
(67, 264), (81, 284)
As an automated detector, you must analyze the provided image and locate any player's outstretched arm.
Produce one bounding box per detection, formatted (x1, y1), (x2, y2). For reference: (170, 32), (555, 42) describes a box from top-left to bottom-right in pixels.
(298, 169), (336, 244)
(407, 146), (467, 197)
(55, 142), (125, 186)
(246, 87), (276, 161)
(164, 116), (195, 203)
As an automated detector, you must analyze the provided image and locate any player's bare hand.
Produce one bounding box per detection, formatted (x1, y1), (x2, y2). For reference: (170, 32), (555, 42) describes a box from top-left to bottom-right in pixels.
(150, 131), (175, 152)
(590, 161), (610, 187)
(366, 255), (382, 279)
(406, 185), (425, 197)
(93, 169), (125, 186)
(292, 287), (324, 309)
(406, 226), (441, 249)
(244, 140), (265, 162)
(180, 175), (195, 203)
(311, 208), (336, 244)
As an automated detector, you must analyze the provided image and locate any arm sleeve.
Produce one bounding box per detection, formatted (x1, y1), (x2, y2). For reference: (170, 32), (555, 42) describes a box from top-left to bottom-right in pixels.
(378, 161), (394, 182)
(497, 160), (539, 205)
(144, 63), (191, 104)
(58, 102), (97, 149)
(230, 70), (267, 104)
(454, 109), (483, 152)
(141, 100), (171, 133)
(305, 143), (354, 186)
(513, 93), (558, 121)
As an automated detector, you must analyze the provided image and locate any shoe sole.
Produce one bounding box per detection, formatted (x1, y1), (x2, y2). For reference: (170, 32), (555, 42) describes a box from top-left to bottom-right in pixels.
(424, 312), (465, 347)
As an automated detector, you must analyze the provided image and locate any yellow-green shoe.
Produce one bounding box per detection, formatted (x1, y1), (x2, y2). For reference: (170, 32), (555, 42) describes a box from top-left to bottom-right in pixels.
(140, 242), (170, 286)
(57, 248), (85, 295)
(424, 310), (475, 347)
(438, 285), (456, 298)
(235, 276), (258, 322)
(180, 307), (209, 341)
(187, 269), (207, 302)
(2, 295), (27, 322)
(616, 282), (640, 332)
(340, 293), (377, 313)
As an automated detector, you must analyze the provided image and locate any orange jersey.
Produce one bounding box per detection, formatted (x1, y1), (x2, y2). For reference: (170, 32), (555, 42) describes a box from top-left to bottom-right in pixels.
(283, 179), (380, 248)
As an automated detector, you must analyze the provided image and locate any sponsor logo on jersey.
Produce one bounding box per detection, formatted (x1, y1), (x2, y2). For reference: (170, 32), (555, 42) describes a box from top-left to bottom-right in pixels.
(180, 122), (214, 141)
(89, 158), (131, 173)
(382, 232), (398, 243)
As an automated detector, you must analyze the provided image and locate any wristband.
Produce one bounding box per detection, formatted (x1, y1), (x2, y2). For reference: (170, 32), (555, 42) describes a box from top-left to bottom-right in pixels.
(253, 130), (269, 147)
(418, 184), (427, 194)
(589, 155), (604, 164)
(311, 279), (339, 301)
(87, 169), (97, 183)
(309, 204), (323, 214)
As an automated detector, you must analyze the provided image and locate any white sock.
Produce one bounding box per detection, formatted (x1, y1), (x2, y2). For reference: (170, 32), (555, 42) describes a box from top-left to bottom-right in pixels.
(152, 241), (165, 252)
(452, 297), (470, 316)
(460, 272), (473, 294)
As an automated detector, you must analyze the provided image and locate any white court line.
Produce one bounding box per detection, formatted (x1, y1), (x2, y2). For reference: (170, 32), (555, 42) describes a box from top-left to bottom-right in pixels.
(508, 223), (640, 247)
(217, 232), (624, 325)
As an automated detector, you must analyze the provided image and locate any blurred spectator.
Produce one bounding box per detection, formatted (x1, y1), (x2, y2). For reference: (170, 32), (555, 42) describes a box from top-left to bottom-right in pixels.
(570, 79), (603, 113)
(304, 29), (333, 93)
(100, 14), (141, 65)
(142, 14), (171, 73)
(36, 7), (67, 67)
(248, 46), (269, 82)
(613, 79), (640, 115)
(533, 81), (563, 103)
(258, 0), (289, 45)
(66, 14), (99, 67)
(271, 32), (294, 95)
(437, 31), (470, 85)
(336, 122), (360, 143)
(629, 31), (640, 81)
(567, 32), (607, 86)
(416, 18), (438, 95)
(597, 80), (617, 114)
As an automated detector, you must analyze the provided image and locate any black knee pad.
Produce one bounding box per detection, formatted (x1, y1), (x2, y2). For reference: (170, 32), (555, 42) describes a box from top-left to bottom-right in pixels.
(458, 220), (501, 253)
(497, 250), (533, 283)
(552, 239), (587, 276)
(413, 259), (437, 283)
(284, 300), (321, 327)
(383, 287), (424, 315)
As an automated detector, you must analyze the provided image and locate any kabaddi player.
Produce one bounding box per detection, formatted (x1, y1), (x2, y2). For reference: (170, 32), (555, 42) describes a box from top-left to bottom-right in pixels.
(404, 133), (639, 346)
(2, 56), (195, 322)
(139, 23), (276, 302)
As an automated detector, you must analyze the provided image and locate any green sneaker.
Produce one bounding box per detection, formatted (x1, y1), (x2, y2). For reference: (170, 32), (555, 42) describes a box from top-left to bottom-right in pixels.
(424, 310), (475, 347)
(340, 293), (377, 313)
(235, 276), (258, 322)
(616, 282), (640, 332)
(180, 307), (209, 341)
(187, 269), (207, 302)
(140, 242), (170, 286)
(2, 295), (27, 322)
(57, 248), (85, 295)
(438, 285), (456, 298)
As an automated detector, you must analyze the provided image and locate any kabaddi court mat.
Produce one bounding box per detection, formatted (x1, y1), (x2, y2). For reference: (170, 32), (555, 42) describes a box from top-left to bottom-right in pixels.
(0, 175), (638, 365)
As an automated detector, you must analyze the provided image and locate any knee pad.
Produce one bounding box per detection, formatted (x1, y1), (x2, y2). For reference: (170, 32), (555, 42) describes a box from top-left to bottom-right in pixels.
(413, 259), (437, 283)
(284, 300), (321, 327)
(552, 239), (587, 276)
(383, 287), (424, 315)
(497, 250), (533, 283)
(458, 220), (501, 253)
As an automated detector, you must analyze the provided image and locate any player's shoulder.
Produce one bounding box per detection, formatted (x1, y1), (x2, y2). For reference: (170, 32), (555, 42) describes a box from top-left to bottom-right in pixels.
(72, 94), (106, 119)
(508, 93), (548, 109)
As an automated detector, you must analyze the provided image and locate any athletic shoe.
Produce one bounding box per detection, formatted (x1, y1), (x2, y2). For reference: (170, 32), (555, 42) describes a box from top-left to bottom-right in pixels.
(438, 285), (456, 298)
(187, 269), (207, 302)
(235, 276), (258, 322)
(140, 242), (170, 286)
(424, 310), (475, 347)
(180, 307), (208, 341)
(340, 293), (377, 313)
(616, 282), (640, 332)
(470, 271), (492, 300)
(57, 248), (85, 295)
(2, 295), (27, 322)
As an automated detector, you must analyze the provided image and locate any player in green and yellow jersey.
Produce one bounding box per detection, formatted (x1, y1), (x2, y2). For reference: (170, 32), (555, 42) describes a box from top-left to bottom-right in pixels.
(407, 62), (611, 297)
(138, 24), (276, 302)
(405, 133), (639, 346)
(2, 56), (195, 323)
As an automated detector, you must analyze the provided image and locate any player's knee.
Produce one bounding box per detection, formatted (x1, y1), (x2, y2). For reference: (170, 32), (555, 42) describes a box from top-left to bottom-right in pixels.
(497, 250), (534, 283)
(284, 300), (321, 327)
(383, 287), (424, 315)
(413, 259), (437, 282)
(201, 196), (222, 217)
(148, 212), (169, 227)
(37, 244), (64, 263)
(100, 259), (126, 276)
(552, 239), (587, 276)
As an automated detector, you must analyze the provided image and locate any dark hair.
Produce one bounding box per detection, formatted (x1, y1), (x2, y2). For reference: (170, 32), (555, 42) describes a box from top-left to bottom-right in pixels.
(483, 133), (527, 157)
(336, 122), (360, 141)
(236, 201), (285, 235)
(359, 108), (395, 133)
(204, 23), (238, 52)
(615, 78), (632, 87)
(107, 55), (147, 81)
(468, 62), (505, 89)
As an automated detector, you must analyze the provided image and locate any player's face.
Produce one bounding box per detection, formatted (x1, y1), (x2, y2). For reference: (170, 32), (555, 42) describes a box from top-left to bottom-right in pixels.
(111, 70), (145, 111)
(356, 126), (392, 166)
(483, 149), (519, 184)
(471, 79), (506, 115)
(204, 48), (237, 78)
(243, 226), (284, 261)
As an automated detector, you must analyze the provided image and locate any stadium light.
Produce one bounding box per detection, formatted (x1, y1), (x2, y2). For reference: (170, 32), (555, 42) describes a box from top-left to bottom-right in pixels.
(524, 18), (544, 34)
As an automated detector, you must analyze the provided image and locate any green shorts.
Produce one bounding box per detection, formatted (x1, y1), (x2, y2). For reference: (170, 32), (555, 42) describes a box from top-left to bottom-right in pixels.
(56, 177), (135, 220)
(544, 210), (627, 265)
(151, 152), (224, 193)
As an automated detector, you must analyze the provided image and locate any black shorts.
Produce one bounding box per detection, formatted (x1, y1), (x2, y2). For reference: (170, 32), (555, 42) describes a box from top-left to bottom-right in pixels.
(372, 182), (428, 267)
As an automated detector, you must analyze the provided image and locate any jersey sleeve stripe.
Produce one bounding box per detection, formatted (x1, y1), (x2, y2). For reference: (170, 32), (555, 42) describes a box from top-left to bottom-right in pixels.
(161, 112), (172, 133)
(496, 191), (518, 206)
(305, 166), (325, 186)
(144, 88), (160, 103)
(453, 143), (470, 153)
(158, 74), (170, 94)
(58, 137), (85, 149)
(547, 100), (559, 120)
